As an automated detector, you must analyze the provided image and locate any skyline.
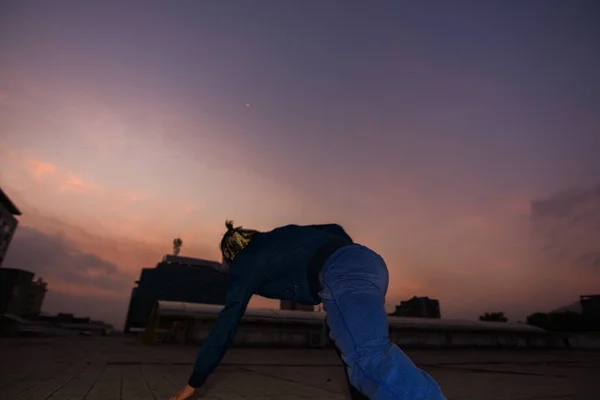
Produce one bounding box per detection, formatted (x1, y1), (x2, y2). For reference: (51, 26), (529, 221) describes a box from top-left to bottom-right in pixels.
(1, 1), (599, 328)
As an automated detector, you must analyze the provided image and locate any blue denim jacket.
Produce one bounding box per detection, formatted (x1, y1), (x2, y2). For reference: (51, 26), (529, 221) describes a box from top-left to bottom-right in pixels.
(188, 224), (352, 388)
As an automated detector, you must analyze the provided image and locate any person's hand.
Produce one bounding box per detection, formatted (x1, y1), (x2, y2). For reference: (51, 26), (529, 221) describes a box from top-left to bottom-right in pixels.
(169, 384), (196, 400)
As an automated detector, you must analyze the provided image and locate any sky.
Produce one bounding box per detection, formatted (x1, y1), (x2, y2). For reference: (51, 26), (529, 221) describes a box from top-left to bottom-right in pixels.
(1, 1), (599, 329)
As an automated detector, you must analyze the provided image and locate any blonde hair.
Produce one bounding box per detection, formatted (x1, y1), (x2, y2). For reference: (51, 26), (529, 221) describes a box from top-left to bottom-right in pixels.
(220, 220), (259, 264)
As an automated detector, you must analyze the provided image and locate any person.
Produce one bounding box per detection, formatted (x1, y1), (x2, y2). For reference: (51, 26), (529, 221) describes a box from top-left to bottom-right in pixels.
(170, 221), (446, 400)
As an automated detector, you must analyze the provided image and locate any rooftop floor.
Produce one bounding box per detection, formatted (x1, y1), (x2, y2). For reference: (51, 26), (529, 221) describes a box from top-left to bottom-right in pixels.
(0, 336), (598, 399)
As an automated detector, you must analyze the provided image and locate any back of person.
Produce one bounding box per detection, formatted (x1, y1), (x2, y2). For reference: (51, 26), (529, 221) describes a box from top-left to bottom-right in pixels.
(235, 224), (353, 304)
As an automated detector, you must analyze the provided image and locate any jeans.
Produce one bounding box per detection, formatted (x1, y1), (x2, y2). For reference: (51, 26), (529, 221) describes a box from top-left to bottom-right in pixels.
(319, 245), (446, 400)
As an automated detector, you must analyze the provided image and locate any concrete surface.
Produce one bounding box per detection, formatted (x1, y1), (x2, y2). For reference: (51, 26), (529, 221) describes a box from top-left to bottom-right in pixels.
(0, 336), (598, 399)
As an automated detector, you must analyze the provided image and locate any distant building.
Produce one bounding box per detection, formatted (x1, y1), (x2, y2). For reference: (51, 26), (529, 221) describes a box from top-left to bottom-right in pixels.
(36, 312), (111, 326)
(27, 278), (48, 316)
(390, 296), (441, 319)
(0, 268), (48, 316)
(28, 312), (113, 336)
(280, 300), (314, 312)
(0, 188), (22, 268)
(124, 255), (229, 333)
(580, 295), (600, 317)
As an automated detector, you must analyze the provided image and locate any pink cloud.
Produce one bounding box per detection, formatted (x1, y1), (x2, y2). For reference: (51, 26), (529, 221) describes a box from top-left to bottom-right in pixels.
(16, 204), (220, 273)
(17, 155), (197, 239)
(26, 159), (57, 180)
(58, 173), (103, 195)
(24, 158), (100, 196)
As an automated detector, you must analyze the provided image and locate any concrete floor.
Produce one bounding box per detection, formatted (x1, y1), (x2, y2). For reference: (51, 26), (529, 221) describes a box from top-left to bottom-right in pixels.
(0, 336), (598, 399)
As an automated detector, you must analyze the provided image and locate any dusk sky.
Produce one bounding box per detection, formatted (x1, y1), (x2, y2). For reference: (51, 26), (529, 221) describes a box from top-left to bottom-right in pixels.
(1, 1), (599, 329)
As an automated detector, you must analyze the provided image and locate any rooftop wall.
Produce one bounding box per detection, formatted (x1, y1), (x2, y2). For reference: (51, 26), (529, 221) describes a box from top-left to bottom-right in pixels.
(156, 300), (545, 333)
(136, 301), (600, 350)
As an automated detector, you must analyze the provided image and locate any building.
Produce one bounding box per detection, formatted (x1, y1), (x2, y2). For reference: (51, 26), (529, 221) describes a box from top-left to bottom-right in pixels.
(34, 313), (113, 336)
(0, 188), (22, 268)
(1, 312), (113, 337)
(124, 255), (229, 333)
(390, 296), (441, 319)
(280, 300), (314, 312)
(0, 268), (48, 316)
(27, 278), (48, 317)
(580, 295), (600, 318)
(0, 268), (33, 316)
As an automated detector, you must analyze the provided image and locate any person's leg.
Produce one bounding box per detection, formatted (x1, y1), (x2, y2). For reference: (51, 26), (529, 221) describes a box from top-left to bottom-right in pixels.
(327, 325), (369, 399)
(319, 245), (445, 400)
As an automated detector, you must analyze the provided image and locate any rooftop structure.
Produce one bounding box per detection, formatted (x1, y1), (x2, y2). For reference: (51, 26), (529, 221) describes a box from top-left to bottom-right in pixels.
(124, 255), (228, 333)
(0, 268), (47, 316)
(581, 294), (600, 317)
(154, 300), (545, 334)
(0, 188), (21, 216)
(0, 188), (21, 268)
(390, 296), (441, 318)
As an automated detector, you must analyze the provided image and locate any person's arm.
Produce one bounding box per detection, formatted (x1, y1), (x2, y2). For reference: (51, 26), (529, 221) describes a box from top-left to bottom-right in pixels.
(187, 276), (254, 389)
(308, 223), (353, 243)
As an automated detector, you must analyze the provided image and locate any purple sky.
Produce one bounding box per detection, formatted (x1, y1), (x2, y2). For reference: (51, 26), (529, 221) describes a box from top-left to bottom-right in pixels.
(1, 1), (599, 328)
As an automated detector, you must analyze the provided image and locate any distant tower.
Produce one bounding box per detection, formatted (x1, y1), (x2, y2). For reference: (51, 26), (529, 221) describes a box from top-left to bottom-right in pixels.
(173, 238), (183, 255)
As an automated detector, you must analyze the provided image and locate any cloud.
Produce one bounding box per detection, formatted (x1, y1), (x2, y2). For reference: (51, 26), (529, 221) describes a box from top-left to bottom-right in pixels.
(0, 171), (223, 272)
(3, 225), (135, 294)
(13, 207), (167, 271)
(23, 158), (103, 196)
(2, 225), (140, 328)
(2, 151), (207, 245)
(531, 186), (599, 219)
(26, 159), (57, 180)
(58, 173), (102, 195)
(531, 183), (600, 270)
(573, 252), (600, 269)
